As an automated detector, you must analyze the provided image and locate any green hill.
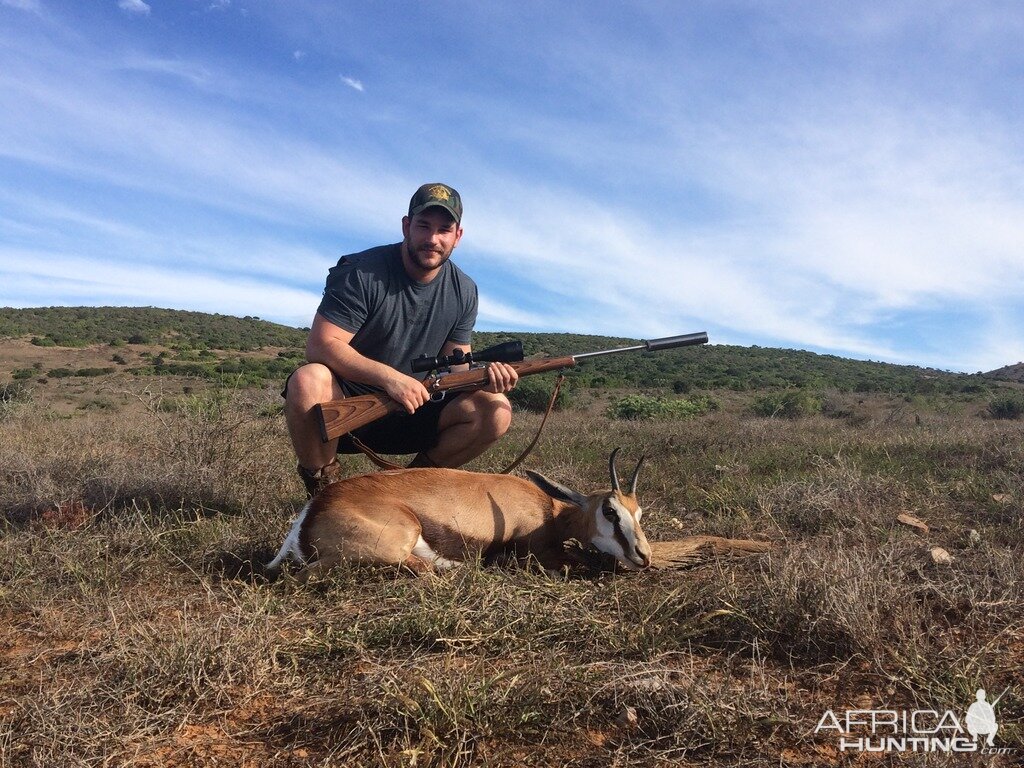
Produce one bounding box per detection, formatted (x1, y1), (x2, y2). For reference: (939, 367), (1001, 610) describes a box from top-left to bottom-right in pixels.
(0, 306), (995, 398)
(0, 306), (307, 350)
(474, 331), (986, 397)
(984, 361), (1024, 384)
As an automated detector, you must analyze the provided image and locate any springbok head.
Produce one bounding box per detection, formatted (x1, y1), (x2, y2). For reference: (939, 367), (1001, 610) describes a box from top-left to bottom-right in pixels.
(526, 448), (652, 570)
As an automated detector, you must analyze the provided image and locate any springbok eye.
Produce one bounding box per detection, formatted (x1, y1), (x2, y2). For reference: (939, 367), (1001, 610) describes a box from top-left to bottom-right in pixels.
(603, 504), (618, 521)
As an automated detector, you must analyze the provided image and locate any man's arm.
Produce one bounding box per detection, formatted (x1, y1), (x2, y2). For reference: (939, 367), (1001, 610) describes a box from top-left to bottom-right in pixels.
(307, 313), (430, 414)
(440, 340), (518, 394)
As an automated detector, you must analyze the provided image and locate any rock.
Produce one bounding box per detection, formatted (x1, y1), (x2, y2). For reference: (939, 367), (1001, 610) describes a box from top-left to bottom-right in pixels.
(929, 546), (955, 565)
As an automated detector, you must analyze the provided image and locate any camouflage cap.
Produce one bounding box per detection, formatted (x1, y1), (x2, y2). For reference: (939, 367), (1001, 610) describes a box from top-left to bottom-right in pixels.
(408, 183), (463, 224)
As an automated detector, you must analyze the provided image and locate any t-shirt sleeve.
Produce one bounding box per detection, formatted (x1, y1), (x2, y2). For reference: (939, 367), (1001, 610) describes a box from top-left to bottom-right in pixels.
(448, 282), (478, 345)
(317, 259), (369, 333)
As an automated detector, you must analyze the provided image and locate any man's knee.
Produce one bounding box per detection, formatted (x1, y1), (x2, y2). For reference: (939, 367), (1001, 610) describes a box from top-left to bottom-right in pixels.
(287, 363), (337, 404)
(472, 391), (512, 439)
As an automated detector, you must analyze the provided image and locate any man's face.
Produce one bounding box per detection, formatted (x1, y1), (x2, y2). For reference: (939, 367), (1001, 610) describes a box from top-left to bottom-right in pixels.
(402, 207), (463, 274)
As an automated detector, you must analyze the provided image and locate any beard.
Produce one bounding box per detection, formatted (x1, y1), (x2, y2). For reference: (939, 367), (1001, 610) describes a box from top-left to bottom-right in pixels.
(404, 239), (453, 272)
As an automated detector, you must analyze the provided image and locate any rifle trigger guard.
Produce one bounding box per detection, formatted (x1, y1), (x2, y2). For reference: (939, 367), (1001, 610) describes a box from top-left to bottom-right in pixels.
(429, 391), (446, 403)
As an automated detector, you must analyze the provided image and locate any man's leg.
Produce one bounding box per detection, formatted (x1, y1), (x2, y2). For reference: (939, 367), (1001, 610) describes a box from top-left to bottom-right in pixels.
(413, 391), (512, 468)
(285, 363), (344, 477)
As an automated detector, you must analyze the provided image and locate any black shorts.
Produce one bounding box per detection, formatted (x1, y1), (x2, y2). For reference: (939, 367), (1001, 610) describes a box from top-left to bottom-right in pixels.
(281, 370), (455, 455)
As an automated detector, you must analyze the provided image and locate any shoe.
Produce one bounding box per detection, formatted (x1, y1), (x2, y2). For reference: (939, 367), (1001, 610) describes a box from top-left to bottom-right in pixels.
(297, 459), (344, 499)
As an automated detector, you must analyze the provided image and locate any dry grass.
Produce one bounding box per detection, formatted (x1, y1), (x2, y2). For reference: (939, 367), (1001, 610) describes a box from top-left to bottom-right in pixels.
(1, 386), (1022, 766)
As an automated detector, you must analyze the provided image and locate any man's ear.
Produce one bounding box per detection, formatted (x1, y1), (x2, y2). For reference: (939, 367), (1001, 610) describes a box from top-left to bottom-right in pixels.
(525, 471), (588, 508)
(401, 215), (411, 238)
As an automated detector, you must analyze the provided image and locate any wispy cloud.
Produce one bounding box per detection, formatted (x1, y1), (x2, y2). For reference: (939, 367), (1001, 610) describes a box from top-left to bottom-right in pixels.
(1, 2), (1022, 372)
(0, 247), (321, 322)
(207, 0), (230, 11)
(117, 0), (150, 16)
(1, 0), (42, 12)
(119, 56), (213, 87)
(340, 75), (364, 92)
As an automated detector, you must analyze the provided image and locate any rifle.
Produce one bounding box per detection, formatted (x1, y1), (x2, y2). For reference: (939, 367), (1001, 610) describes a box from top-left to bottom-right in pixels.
(314, 332), (709, 443)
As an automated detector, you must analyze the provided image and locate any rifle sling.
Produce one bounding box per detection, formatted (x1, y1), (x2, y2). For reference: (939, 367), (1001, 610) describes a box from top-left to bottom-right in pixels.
(497, 374), (564, 474)
(346, 375), (565, 475)
(347, 434), (405, 471)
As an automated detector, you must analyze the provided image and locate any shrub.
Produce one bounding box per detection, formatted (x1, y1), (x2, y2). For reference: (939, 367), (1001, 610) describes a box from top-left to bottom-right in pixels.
(12, 368), (35, 380)
(606, 394), (717, 420)
(987, 395), (1024, 420)
(30, 336), (56, 347)
(0, 381), (31, 420)
(508, 377), (572, 413)
(751, 390), (823, 419)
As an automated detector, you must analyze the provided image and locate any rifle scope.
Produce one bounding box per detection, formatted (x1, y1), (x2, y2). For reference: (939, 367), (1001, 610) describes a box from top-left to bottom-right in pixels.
(411, 340), (525, 373)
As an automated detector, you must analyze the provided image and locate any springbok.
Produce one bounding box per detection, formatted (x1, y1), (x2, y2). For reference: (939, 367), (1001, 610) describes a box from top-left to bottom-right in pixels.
(267, 449), (652, 581)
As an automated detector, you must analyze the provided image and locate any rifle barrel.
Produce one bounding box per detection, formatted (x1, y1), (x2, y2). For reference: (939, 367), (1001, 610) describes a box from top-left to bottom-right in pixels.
(572, 331), (708, 362)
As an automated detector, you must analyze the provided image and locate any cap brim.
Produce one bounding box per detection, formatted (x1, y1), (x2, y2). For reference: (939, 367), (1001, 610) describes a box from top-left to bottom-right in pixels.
(410, 202), (460, 223)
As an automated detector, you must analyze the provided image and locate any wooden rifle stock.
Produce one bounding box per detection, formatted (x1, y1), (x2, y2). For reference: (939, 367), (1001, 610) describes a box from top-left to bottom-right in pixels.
(315, 355), (577, 443)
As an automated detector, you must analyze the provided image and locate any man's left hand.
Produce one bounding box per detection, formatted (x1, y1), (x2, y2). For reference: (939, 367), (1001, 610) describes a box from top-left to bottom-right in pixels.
(485, 362), (518, 394)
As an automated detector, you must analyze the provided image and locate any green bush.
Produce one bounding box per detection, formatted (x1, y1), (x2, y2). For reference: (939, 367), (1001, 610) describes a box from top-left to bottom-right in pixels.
(12, 368), (35, 380)
(606, 394), (718, 420)
(987, 395), (1024, 420)
(508, 377), (572, 413)
(30, 336), (56, 347)
(47, 368), (74, 378)
(751, 390), (823, 419)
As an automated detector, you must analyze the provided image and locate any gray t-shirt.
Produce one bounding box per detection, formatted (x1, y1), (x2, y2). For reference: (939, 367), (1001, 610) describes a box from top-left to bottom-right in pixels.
(316, 243), (478, 394)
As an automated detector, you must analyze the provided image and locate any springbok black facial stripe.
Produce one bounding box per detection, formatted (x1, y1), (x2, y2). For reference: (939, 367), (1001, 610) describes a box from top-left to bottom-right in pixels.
(606, 506), (631, 552)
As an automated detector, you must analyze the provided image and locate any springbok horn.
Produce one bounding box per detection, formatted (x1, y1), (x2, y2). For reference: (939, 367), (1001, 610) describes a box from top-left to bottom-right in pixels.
(609, 447), (622, 493)
(629, 455), (646, 495)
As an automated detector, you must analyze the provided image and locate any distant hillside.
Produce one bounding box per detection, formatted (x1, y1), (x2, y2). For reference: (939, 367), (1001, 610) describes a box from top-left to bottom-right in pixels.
(472, 332), (982, 396)
(0, 306), (307, 350)
(0, 306), (993, 397)
(983, 362), (1024, 384)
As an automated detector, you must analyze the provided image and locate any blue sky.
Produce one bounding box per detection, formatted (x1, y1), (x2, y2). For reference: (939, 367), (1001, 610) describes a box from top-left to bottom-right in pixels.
(2, 1), (1023, 372)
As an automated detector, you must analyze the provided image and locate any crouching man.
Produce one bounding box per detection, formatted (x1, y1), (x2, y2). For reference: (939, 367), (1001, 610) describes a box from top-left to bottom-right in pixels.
(282, 182), (517, 497)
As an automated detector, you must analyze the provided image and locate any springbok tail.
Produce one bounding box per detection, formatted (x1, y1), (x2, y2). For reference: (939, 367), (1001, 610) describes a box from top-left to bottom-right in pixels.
(266, 501), (311, 571)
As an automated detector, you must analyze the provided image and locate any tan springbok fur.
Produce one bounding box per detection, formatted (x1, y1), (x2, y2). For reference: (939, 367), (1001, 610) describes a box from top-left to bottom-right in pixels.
(268, 449), (652, 581)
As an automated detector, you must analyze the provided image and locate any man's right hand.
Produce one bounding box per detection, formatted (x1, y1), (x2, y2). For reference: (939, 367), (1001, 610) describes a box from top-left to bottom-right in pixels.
(383, 372), (431, 414)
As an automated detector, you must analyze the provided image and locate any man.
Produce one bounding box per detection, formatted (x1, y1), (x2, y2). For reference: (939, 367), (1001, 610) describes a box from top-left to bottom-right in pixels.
(283, 182), (518, 497)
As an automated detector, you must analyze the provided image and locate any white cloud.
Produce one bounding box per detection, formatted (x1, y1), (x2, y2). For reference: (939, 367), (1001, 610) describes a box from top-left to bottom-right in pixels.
(293, 50), (305, 61)
(1, 0), (42, 12)
(0, 247), (322, 321)
(117, 0), (150, 16)
(340, 75), (364, 92)
(119, 57), (212, 87)
(3, 4), (1023, 372)
(207, 0), (229, 11)
(476, 295), (547, 330)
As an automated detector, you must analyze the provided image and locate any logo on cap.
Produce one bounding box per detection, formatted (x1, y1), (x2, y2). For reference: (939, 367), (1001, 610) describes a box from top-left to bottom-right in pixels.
(427, 184), (452, 202)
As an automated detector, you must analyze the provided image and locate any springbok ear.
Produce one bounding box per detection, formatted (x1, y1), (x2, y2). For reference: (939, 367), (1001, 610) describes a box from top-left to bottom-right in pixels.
(525, 471), (588, 508)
